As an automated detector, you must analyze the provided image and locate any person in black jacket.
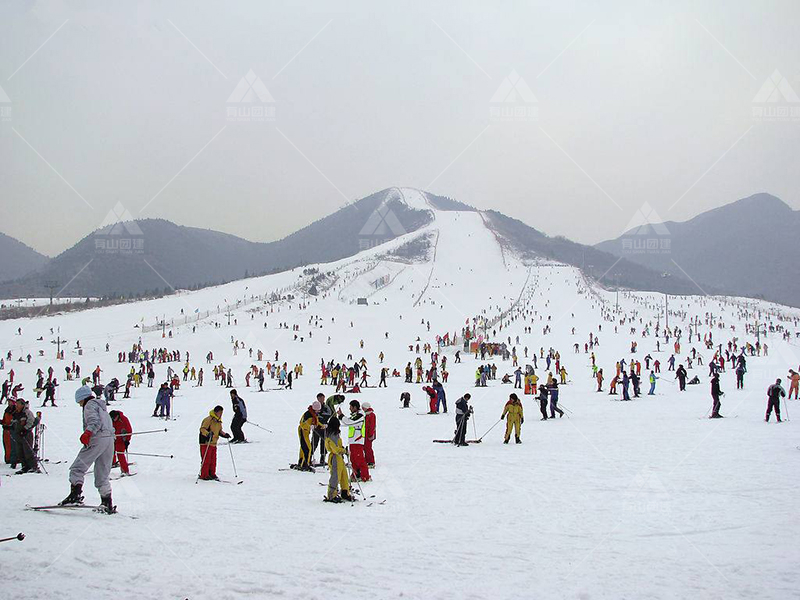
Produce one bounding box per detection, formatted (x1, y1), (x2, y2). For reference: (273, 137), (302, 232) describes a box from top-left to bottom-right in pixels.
(538, 385), (549, 420)
(454, 394), (472, 446)
(676, 365), (688, 391)
(311, 393), (332, 466)
(710, 373), (723, 418)
(765, 378), (785, 423)
(229, 389), (248, 443)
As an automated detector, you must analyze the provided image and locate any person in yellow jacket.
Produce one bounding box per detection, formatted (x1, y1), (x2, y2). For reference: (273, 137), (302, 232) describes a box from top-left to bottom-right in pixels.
(199, 405), (230, 480)
(501, 393), (524, 444)
(323, 415), (353, 503)
(294, 401), (320, 471)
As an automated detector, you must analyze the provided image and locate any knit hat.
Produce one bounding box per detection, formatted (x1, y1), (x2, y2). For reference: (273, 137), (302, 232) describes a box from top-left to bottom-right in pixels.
(312, 400), (322, 411)
(75, 385), (93, 403)
(362, 402), (371, 410)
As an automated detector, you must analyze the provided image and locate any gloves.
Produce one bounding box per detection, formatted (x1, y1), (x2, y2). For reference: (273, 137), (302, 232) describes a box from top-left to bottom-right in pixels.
(124, 440), (130, 449)
(222, 432), (231, 439)
(79, 430), (92, 445)
(521, 418), (524, 424)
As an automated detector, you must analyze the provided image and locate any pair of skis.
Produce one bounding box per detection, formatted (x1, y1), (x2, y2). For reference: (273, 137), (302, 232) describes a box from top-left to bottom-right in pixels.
(25, 504), (138, 519)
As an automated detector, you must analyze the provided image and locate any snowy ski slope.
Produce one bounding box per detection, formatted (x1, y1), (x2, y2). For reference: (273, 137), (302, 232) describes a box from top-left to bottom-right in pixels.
(2, 189), (800, 600)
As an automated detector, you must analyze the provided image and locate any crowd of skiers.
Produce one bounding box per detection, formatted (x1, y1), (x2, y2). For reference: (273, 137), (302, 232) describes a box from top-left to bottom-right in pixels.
(4, 287), (800, 515)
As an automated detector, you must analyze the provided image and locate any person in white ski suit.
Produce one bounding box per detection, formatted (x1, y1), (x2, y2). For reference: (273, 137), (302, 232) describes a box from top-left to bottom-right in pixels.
(60, 385), (115, 510)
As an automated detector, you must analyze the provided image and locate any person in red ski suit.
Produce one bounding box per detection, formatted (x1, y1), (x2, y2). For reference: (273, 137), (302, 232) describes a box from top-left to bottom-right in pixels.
(339, 400), (369, 481)
(423, 385), (438, 413)
(109, 410), (133, 475)
(363, 402), (376, 467)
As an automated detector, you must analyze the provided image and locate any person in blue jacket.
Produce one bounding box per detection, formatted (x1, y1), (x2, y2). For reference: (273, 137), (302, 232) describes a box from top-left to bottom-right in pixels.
(152, 382), (173, 418)
(433, 381), (447, 414)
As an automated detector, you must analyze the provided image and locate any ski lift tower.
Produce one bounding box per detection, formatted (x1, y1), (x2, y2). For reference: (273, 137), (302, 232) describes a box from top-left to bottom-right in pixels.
(43, 280), (59, 306)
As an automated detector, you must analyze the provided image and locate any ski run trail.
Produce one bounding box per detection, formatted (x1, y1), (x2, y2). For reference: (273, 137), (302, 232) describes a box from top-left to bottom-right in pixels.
(2, 188), (799, 600)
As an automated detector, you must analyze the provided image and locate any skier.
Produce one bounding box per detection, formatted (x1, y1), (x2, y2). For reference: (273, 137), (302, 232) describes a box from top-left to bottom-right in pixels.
(198, 405), (231, 480)
(422, 385), (438, 414)
(152, 383), (172, 418)
(295, 402), (320, 471)
(363, 402), (377, 467)
(648, 371), (658, 395)
(710, 373), (723, 418)
(12, 399), (37, 473)
(736, 360), (746, 389)
(2, 398), (15, 464)
(788, 370), (799, 399)
(537, 384), (549, 420)
(324, 415), (353, 503)
(548, 380), (564, 418)
(109, 410), (132, 476)
(400, 391), (411, 409)
(312, 393), (333, 467)
(433, 381), (447, 413)
(501, 393), (524, 444)
(454, 394), (472, 446)
(675, 365), (688, 392)
(765, 378), (785, 423)
(338, 400), (369, 481)
(229, 389), (247, 443)
(60, 386), (115, 513)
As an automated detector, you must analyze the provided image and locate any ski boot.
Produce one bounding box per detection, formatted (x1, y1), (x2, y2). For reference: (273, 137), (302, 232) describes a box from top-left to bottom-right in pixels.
(99, 494), (116, 514)
(515, 437), (522, 444)
(59, 483), (84, 506)
(341, 490), (354, 502)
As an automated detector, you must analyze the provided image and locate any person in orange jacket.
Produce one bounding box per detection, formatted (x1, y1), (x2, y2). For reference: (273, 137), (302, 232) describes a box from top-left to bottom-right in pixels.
(109, 410), (133, 476)
(363, 402), (376, 467)
(788, 369), (800, 400)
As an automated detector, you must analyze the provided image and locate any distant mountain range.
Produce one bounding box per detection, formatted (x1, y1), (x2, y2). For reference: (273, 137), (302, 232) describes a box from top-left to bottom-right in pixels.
(596, 193), (799, 307)
(0, 190), (432, 299)
(0, 232), (48, 283)
(0, 189), (795, 306)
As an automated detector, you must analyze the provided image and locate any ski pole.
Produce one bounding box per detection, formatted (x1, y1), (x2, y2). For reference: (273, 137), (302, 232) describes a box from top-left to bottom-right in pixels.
(245, 421), (272, 433)
(477, 418), (503, 442)
(127, 452), (174, 458)
(0, 533), (25, 543)
(121, 428), (169, 437)
(196, 442), (212, 484)
(22, 436), (47, 475)
(228, 441), (239, 479)
(344, 454), (365, 505)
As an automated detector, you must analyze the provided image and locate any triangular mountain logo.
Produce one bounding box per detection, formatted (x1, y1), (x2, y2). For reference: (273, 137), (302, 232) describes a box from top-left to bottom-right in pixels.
(359, 203), (407, 238)
(490, 70), (537, 104)
(97, 202), (143, 236)
(227, 69), (275, 104)
(624, 203), (670, 236)
(753, 70), (800, 103)
(0, 84), (10, 103)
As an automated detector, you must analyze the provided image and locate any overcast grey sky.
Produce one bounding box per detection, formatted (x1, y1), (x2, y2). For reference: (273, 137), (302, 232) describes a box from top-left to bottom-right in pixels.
(0, 0), (798, 256)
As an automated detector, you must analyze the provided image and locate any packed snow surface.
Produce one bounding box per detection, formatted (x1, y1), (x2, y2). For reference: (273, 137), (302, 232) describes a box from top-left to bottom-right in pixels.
(2, 196), (799, 600)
